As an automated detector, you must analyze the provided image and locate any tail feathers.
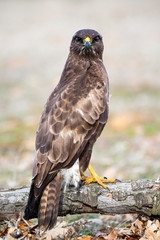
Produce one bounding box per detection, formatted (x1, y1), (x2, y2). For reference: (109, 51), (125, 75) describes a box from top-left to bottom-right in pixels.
(38, 172), (61, 230)
(24, 182), (40, 220)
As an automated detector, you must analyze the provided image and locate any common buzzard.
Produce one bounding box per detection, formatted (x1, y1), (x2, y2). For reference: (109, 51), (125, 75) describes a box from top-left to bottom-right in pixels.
(24, 29), (114, 230)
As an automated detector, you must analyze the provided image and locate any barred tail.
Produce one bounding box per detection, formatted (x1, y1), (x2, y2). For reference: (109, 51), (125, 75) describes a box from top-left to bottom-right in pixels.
(38, 172), (61, 230)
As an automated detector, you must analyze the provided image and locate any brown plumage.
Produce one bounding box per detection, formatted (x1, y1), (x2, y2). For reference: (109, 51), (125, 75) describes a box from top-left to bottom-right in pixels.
(24, 29), (109, 230)
(38, 173), (61, 230)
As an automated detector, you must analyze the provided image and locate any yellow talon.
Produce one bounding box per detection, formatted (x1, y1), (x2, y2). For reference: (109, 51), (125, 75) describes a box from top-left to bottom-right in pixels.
(88, 164), (107, 188)
(99, 177), (116, 183)
(81, 164), (116, 189)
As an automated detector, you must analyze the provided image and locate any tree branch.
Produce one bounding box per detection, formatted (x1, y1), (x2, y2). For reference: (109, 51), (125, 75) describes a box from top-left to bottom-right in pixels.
(0, 179), (160, 222)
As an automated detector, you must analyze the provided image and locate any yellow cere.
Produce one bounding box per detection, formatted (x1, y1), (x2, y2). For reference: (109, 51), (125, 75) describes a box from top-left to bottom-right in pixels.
(84, 37), (91, 43)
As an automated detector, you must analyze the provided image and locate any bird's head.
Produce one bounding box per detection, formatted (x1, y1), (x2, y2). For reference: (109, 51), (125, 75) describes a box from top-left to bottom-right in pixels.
(70, 29), (104, 60)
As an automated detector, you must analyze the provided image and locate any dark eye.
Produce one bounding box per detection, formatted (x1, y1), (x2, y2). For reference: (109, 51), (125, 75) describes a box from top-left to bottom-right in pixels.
(75, 36), (83, 43)
(93, 35), (101, 41)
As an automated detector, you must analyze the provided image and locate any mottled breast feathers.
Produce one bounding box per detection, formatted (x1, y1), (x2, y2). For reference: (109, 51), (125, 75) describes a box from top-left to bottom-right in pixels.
(33, 64), (109, 189)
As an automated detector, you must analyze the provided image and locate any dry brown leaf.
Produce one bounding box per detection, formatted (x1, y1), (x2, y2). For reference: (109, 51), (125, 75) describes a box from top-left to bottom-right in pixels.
(5, 219), (37, 240)
(45, 222), (76, 240)
(97, 236), (106, 240)
(118, 217), (160, 240)
(140, 220), (160, 240)
(7, 227), (19, 240)
(155, 220), (160, 228)
(135, 218), (144, 230)
(77, 236), (92, 240)
(0, 226), (9, 237)
(152, 185), (160, 190)
(118, 217), (147, 239)
(108, 228), (118, 240)
(18, 219), (31, 230)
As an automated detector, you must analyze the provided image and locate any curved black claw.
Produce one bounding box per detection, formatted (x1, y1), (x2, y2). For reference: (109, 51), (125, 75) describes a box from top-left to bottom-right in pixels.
(115, 178), (121, 182)
(103, 177), (121, 182)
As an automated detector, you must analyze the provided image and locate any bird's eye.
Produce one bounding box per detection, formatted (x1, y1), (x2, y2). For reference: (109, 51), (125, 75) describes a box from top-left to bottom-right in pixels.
(75, 36), (82, 42)
(93, 35), (101, 42)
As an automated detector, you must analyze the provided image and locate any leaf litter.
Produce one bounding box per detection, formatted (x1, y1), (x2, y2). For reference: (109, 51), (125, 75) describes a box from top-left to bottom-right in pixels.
(0, 214), (160, 239)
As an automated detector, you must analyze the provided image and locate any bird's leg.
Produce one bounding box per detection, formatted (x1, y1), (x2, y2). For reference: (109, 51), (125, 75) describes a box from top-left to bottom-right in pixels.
(81, 164), (116, 189)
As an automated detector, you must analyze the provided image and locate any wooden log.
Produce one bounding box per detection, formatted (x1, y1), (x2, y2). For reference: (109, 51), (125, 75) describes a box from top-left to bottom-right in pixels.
(0, 179), (160, 222)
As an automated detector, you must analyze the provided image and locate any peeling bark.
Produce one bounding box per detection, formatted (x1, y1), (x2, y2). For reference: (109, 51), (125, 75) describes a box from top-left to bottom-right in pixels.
(0, 180), (160, 222)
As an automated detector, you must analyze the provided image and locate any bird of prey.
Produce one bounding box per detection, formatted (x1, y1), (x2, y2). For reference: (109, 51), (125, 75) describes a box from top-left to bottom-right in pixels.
(24, 29), (115, 230)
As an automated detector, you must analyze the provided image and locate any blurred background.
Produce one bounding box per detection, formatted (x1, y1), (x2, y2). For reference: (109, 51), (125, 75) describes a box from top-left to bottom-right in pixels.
(0, 0), (160, 189)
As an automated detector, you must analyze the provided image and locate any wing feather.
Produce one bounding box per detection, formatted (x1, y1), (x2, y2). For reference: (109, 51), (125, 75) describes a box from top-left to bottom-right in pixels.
(34, 77), (109, 188)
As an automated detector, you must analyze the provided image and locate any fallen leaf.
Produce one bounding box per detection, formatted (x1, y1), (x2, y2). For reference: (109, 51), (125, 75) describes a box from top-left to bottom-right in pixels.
(0, 226), (9, 237)
(140, 220), (160, 240)
(45, 222), (77, 240)
(155, 220), (160, 228)
(152, 185), (160, 190)
(77, 235), (92, 240)
(135, 218), (144, 230)
(108, 228), (118, 240)
(7, 227), (18, 240)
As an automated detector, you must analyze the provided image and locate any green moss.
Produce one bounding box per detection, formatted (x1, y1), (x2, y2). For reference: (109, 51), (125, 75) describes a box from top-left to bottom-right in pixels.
(80, 229), (93, 236)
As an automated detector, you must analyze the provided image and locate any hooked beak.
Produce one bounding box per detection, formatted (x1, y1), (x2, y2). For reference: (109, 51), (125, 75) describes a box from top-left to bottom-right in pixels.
(84, 37), (91, 48)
